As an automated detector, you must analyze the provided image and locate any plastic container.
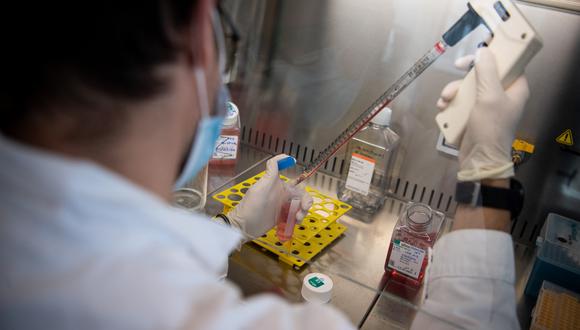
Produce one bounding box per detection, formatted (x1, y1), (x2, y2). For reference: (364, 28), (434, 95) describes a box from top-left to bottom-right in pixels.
(525, 213), (580, 298)
(172, 165), (208, 212)
(276, 184), (302, 242)
(530, 281), (580, 330)
(301, 273), (334, 304)
(273, 156), (299, 242)
(209, 102), (240, 166)
(337, 107), (399, 215)
(384, 202), (444, 288)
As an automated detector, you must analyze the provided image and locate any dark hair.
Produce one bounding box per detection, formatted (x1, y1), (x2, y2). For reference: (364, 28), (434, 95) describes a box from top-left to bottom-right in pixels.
(1, 1), (200, 134)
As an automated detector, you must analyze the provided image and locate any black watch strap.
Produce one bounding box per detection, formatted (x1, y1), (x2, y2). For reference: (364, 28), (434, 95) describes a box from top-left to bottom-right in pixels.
(455, 179), (524, 219)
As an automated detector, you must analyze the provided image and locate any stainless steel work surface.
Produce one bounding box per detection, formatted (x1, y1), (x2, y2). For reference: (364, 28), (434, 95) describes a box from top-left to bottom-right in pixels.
(205, 145), (455, 327)
(205, 145), (538, 329)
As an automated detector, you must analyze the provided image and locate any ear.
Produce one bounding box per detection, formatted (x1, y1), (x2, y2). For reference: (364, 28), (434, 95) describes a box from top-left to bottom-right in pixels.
(189, 0), (215, 69)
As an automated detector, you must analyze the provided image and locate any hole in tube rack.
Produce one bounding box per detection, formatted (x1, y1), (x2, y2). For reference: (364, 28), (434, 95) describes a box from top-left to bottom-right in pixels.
(275, 242), (282, 246)
(329, 234), (333, 238)
(261, 234), (267, 238)
(312, 197), (322, 204)
(227, 194), (243, 201)
(217, 195), (225, 199)
(240, 188), (248, 194)
(340, 204), (349, 209)
(292, 242), (296, 245)
(304, 242), (311, 246)
(319, 242), (323, 245)
(242, 183), (251, 187)
(325, 227), (331, 231)
(314, 210), (330, 218)
(309, 219), (315, 223)
(308, 251), (312, 254)
(292, 250), (300, 255)
(310, 227), (318, 231)
(232, 202), (239, 206)
(230, 189), (238, 193)
(298, 226), (305, 230)
(324, 203), (336, 210)
(315, 234), (321, 238)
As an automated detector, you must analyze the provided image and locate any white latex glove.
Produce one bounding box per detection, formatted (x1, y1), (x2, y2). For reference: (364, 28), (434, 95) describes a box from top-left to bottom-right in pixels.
(437, 48), (530, 181)
(228, 154), (313, 240)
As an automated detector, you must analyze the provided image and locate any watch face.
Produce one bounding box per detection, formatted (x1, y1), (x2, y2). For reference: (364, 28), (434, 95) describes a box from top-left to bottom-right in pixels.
(455, 181), (476, 204)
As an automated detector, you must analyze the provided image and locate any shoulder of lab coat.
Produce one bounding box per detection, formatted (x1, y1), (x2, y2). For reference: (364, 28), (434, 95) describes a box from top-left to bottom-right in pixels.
(411, 229), (520, 330)
(0, 136), (354, 330)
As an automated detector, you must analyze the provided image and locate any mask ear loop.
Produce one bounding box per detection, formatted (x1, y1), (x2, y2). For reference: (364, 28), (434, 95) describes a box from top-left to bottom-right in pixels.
(193, 68), (211, 119)
(211, 9), (227, 78)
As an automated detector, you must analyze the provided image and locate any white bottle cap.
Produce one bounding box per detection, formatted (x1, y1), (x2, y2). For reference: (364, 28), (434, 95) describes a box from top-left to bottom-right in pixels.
(301, 273), (333, 303)
(223, 102), (239, 127)
(371, 107), (392, 126)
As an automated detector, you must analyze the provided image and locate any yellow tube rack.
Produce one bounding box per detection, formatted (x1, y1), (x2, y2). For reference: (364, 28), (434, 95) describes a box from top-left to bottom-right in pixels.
(212, 171), (351, 268)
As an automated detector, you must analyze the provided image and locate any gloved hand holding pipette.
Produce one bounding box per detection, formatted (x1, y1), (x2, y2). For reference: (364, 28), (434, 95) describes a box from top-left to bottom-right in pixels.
(227, 154), (313, 240)
(436, 47), (530, 181)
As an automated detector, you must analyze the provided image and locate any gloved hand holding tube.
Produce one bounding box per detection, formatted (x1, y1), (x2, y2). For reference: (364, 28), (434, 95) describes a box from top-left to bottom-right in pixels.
(437, 47), (530, 181)
(227, 154), (313, 240)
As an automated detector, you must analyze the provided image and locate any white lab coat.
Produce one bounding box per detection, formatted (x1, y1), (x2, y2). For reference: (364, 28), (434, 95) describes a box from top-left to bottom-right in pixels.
(0, 136), (519, 329)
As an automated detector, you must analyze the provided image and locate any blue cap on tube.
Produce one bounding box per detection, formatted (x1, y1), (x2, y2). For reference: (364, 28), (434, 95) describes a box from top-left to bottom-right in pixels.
(277, 156), (296, 171)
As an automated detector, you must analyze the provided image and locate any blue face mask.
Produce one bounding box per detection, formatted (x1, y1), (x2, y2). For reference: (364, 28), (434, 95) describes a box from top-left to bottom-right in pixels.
(174, 69), (230, 189)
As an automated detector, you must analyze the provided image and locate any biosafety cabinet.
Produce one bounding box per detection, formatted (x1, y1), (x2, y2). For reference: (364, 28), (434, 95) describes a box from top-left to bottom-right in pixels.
(204, 0), (580, 328)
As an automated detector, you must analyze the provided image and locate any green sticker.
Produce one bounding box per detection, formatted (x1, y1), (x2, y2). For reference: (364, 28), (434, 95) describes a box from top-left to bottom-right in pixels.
(394, 239), (400, 245)
(308, 276), (325, 288)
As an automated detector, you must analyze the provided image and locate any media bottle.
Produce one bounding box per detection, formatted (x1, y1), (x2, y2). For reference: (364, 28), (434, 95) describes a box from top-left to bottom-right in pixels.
(337, 107), (399, 215)
(385, 202), (444, 287)
(209, 102), (241, 166)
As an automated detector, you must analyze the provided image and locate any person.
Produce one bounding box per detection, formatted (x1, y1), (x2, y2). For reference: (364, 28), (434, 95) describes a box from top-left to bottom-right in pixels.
(0, 1), (528, 329)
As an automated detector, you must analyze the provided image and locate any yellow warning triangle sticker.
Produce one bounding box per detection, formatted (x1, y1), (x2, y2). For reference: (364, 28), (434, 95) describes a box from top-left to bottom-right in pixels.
(556, 129), (574, 146)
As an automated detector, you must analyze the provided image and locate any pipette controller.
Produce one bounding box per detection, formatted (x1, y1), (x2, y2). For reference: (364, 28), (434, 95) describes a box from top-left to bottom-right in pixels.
(296, 0), (541, 184)
(436, 0), (542, 146)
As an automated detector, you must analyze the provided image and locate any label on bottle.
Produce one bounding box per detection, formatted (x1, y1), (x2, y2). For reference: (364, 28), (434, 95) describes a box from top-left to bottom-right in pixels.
(212, 135), (239, 160)
(387, 240), (425, 279)
(345, 153), (375, 196)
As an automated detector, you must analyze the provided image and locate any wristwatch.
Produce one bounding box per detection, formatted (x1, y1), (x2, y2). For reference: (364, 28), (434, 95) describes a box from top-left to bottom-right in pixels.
(455, 179), (524, 219)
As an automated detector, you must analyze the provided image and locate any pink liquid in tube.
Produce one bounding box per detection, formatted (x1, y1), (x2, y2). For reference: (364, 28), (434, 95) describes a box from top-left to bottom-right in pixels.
(276, 197), (301, 242)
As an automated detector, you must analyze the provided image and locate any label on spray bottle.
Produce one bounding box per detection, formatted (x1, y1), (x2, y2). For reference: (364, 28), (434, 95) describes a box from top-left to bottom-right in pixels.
(345, 153), (376, 196)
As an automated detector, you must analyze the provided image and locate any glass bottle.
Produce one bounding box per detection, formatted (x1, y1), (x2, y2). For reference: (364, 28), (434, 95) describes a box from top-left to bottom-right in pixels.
(384, 202), (445, 287)
(337, 107), (399, 215)
(209, 102), (241, 166)
(172, 165), (208, 212)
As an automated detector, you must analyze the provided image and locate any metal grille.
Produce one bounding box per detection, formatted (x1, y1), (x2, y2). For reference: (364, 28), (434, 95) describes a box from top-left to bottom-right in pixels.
(241, 125), (457, 215)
